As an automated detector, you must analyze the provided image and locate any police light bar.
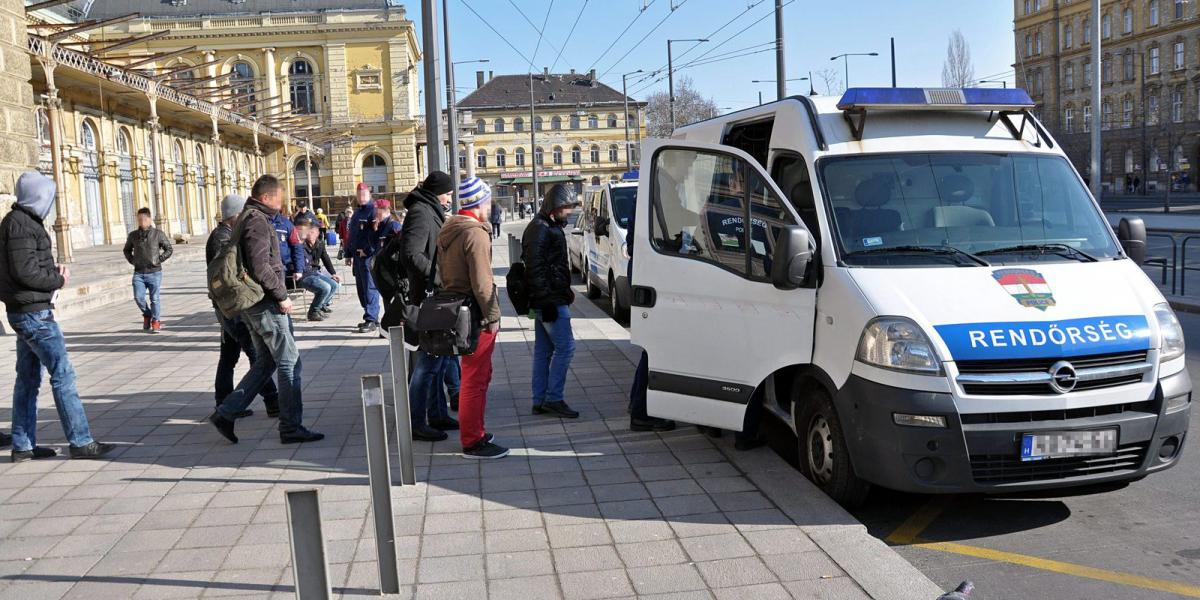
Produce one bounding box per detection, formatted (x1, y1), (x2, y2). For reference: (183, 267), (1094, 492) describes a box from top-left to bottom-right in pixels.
(836, 87), (1035, 112)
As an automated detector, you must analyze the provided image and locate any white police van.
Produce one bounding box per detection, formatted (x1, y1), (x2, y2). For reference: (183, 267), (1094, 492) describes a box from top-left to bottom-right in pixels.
(631, 88), (1190, 504)
(577, 181), (638, 322)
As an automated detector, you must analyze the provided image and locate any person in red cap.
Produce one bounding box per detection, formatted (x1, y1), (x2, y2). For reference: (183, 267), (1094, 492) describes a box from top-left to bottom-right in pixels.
(345, 182), (382, 334)
(370, 199), (402, 255)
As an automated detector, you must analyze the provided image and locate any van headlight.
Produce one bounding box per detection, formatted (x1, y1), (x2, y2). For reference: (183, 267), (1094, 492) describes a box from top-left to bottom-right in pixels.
(1154, 303), (1185, 362)
(856, 317), (942, 375)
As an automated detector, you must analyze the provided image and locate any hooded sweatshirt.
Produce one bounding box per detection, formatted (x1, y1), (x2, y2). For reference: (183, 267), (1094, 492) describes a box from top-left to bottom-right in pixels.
(436, 213), (500, 324)
(0, 172), (65, 313)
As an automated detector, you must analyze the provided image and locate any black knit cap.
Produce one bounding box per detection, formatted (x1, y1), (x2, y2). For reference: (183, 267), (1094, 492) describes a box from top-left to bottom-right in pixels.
(422, 171), (454, 195)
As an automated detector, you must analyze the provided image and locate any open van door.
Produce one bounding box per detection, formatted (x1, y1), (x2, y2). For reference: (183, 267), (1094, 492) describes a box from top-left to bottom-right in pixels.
(632, 139), (817, 431)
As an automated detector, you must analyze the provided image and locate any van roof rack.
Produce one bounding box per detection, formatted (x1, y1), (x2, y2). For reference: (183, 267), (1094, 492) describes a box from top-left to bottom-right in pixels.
(835, 87), (1051, 148)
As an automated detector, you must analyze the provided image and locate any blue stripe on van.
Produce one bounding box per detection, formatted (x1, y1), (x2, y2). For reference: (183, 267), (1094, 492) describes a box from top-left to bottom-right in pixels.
(933, 315), (1152, 361)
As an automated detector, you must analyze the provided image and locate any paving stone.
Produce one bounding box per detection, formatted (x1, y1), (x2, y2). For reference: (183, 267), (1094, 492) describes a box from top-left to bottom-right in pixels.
(486, 549), (555, 578)
(680, 533), (757, 562)
(552, 545), (623, 573)
(420, 531), (484, 557)
(616, 539), (690, 568)
(712, 582), (791, 599)
(413, 580), (487, 600)
(485, 528), (549, 553)
(558, 568), (635, 600)
(417, 554), (485, 583)
(743, 529), (819, 556)
(695, 556), (777, 588)
(488, 574), (561, 600)
(483, 508), (543, 531)
(626, 563), (708, 595)
(546, 523), (613, 548)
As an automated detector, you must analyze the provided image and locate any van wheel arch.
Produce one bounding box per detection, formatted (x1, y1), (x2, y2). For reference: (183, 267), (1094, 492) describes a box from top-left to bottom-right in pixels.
(770, 365), (838, 424)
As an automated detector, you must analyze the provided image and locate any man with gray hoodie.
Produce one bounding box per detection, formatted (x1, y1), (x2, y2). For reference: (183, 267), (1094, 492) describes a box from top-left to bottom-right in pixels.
(0, 172), (112, 462)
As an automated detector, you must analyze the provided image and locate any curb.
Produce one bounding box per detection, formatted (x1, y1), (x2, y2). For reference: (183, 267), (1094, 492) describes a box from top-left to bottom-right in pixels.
(1168, 297), (1200, 315)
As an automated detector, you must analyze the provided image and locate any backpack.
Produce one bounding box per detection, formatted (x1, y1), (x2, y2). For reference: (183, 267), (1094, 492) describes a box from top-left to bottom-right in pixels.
(412, 291), (481, 356)
(506, 261), (531, 315)
(370, 234), (409, 305)
(207, 213), (265, 318)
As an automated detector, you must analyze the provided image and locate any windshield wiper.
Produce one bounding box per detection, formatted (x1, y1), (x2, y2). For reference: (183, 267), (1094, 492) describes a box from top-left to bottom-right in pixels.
(977, 243), (1098, 262)
(844, 245), (990, 266)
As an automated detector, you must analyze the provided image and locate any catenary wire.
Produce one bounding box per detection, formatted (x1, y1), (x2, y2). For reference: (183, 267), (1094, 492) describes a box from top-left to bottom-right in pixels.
(550, 0), (588, 72)
(598, 0), (692, 80)
(586, 0), (657, 73)
(460, 0), (533, 65)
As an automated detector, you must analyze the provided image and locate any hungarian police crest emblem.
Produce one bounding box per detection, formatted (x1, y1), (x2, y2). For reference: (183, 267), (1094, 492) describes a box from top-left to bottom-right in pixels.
(993, 268), (1055, 311)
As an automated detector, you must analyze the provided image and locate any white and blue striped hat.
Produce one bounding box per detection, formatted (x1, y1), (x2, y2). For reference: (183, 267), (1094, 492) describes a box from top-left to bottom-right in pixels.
(458, 176), (492, 210)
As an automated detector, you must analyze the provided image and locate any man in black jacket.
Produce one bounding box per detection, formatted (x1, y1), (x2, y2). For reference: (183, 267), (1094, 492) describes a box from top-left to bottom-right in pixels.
(521, 184), (581, 419)
(0, 171), (111, 461)
(398, 171), (459, 440)
(294, 214), (341, 321)
(209, 175), (323, 445)
(124, 207), (173, 333)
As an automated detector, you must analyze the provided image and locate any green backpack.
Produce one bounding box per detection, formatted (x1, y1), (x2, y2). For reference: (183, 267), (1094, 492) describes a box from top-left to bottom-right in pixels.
(207, 213), (265, 318)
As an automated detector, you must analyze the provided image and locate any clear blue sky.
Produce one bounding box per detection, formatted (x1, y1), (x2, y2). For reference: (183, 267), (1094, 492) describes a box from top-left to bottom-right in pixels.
(408, 0), (1017, 109)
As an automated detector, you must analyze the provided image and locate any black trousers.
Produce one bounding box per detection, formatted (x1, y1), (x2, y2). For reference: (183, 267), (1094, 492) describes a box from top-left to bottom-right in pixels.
(215, 312), (280, 408)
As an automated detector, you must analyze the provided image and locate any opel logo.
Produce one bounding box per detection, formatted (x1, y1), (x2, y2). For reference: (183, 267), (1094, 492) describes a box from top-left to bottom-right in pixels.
(1049, 360), (1078, 394)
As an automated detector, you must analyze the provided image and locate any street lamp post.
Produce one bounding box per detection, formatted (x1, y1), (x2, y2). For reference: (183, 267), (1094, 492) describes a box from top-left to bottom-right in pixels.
(668, 38), (708, 133)
(829, 52), (878, 88)
(529, 72), (538, 209)
(622, 69), (643, 172)
(446, 56), (489, 211)
(978, 79), (1008, 88)
(752, 77), (808, 103)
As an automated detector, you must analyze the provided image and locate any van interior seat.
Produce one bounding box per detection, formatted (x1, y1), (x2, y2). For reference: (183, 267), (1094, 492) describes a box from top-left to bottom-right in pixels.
(928, 174), (995, 228)
(843, 177), (902, 239)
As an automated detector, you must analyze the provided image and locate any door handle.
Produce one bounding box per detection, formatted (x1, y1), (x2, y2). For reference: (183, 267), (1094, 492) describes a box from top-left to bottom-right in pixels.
(631, 285), (656, 308)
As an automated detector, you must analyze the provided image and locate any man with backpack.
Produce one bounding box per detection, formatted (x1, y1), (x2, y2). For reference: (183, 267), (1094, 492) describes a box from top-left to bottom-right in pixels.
(400, 171), (459, 440)
(207, 194), (279, 419)
(208, 175), (323, 445)
(123, 207), (173, 333)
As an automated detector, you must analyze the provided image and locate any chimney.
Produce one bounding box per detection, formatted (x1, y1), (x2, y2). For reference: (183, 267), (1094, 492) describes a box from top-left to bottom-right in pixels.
(488, 70), (493, 81)
(543, 66), (549, 76)
(588, 69), (596, 80)
(476, 71), (485, 89)
(570, 68), (575, 75)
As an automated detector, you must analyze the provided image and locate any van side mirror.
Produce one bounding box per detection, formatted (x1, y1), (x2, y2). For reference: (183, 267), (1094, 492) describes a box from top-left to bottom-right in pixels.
(770, 226), (812, 290)
(1117, 217), (1147, 265)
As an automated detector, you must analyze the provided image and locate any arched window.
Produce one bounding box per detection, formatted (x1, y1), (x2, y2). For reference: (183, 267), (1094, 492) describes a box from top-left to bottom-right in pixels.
(289, 59), (316, 114)
(591, 176), (601, 185)
(514, 117), (525, 132)
(362, 153), (388, 193)
(173, 140), (187, 232)
(569, 114), (580, 129)
(494, 118), (505, 133)
(608, 144), (619, 163)
(589, 145), (600, 163)
(534, 116), (543, 131)
(551, 116), (562, 130)
(476, 149), (487, 169)
(476, 119), (486, 134)
(80, 120), (102, 244)
(552, 146), (563, 165)
(496, 148), (507, 168)
(607, 114), (618, 128)
(294, 158), (321, 199)
(588, 114), (598, 128)
(230, 60), (256, 113)
(570, 146), (581, 164)
(116, 129), (135, 227)
(534, 146), (544, 165)
(515, 147), (526, 166)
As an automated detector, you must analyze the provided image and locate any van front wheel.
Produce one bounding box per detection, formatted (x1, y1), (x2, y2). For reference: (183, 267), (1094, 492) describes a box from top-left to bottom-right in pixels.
(584, 261), (602, 299)
(795, 389), (870, 507)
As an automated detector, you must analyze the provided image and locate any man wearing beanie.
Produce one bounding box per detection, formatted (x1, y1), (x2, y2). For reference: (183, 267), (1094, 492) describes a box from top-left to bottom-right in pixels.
(438, 177), (506, 459)
(206, 194), (279, 419)
(398, 171), (459, 441)
(346, 182), (381, 334)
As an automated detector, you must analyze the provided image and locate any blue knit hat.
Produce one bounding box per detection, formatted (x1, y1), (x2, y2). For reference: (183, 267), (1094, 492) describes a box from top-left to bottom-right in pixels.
(458, 176), (491, 210)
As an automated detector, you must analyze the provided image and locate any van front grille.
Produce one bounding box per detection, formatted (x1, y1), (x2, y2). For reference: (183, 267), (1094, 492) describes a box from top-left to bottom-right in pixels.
(956, 351), (1150, 396)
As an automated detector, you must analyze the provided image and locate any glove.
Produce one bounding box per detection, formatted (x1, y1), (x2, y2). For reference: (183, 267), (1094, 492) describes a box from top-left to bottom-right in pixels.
(540, 305), (559, 323)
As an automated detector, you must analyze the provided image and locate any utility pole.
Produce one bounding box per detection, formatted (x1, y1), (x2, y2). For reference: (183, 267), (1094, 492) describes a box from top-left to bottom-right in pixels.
(1089, 0), (1102, 200)
(668, 38), (708, 133)
(442, 0), (459, 211)
(422, 0), (444, 173)
(622, 70), (642, 172)
(774, 0), (786, 100)
(529, 72), (538, 210)
(890, 37), (897, 87)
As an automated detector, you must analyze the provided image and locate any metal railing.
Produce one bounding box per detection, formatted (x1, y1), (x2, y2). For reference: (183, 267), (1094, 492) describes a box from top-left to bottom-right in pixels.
(1113, 225), (1200, 296)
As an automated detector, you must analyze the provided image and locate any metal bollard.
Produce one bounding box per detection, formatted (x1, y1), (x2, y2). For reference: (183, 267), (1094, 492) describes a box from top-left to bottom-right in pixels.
(388, 327), (417, 485)
(361, 375), (400, 594)
(284, 489), (332, 600)
(508, 233), (522, 265)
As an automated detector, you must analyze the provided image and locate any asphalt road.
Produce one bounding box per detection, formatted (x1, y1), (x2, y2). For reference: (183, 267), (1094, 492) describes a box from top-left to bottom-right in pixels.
(572, 269), (1200, 600)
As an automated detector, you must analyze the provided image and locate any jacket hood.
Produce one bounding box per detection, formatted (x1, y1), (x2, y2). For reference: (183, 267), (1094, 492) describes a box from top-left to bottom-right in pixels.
(405, 187), (447, 221)
(245, 197), (279, 217)
(16, 171), (55, 220)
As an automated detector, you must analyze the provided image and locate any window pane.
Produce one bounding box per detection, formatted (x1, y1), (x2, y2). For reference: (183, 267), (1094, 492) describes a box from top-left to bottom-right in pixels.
(746, 167), (798, 279)
(650, 149), (749, 274)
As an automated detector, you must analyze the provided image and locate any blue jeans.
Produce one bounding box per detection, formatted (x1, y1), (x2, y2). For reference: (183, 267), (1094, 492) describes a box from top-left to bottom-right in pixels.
(7, 310), (94, 451)
(217, 305), (303, 433)
(215, 311), (279, 409)
(132, 271), (162, 320)
(352, 257), (380, 323)
(409, 351), (449, 426)
(533, 305), (575, 405)
(299, 273), (339, 311)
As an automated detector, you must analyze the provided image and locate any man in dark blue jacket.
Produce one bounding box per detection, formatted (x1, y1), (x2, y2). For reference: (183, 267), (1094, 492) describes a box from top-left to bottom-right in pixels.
(346, 182), (381, 333)
(271, 211), (306, 283)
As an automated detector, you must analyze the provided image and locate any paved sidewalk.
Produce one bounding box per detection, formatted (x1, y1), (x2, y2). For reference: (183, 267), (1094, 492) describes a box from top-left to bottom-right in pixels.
(0, 227), (940, 600)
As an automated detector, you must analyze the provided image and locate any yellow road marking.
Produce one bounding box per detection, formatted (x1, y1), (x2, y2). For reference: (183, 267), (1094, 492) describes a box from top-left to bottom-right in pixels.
(885, 497), (1200, 598)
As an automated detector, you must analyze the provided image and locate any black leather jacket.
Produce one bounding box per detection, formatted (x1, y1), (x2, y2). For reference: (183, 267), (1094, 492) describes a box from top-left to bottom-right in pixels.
(521, 212), (572, 307)
(0, 205), (64, 313)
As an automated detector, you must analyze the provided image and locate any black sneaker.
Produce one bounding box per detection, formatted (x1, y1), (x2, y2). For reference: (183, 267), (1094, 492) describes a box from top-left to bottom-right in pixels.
(12, 446), (57, 462)
(463, 440), (509, 460)
(630, 416), (677, 432)
(429, 416), (460, 431)
(216, 404), (254, 419)
(0, 431), (11, 449)
(307, 310), (325, 322)
(320, 306), (333, 314)
(68, 441), (115, 459)
(412, 423), (448, 442)
(483, 432), (495, 444)
(356, 321), (378, 334)
(537, 401), (580, 419)
(280, 427), (325, 444)
(209, 412), (238, 444)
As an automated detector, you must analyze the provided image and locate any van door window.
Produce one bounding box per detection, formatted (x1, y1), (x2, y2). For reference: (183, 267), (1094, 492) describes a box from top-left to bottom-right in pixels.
(721, 118), (774, 169)
(770, 153), (820, 247)
(747, 167), (799, 280)
(650, 148), (750, 275)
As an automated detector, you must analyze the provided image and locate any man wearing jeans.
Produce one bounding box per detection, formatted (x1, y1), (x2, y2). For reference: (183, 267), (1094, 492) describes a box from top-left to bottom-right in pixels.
(123, 207), (173, 333)
(0, 172), (112, 461)
(294, 214), (341, 322)
(208, 175), (323, 445)
(521, 184), (581, 419)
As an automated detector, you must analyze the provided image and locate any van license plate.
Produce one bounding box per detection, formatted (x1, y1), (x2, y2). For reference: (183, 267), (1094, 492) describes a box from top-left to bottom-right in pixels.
(1020, 429), (1117, 462)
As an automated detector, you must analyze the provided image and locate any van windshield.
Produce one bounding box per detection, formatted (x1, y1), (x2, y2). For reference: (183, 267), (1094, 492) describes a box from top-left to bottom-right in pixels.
(610, 186), (636, 230)
(818, 153), (1121, 266)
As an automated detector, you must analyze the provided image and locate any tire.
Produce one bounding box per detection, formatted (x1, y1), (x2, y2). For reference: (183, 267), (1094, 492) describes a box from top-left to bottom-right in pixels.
(610, 273), (630, 324)
(584, 260), (601, 299)
(569, 250), (580, 274)
(795, 387), (870, 507)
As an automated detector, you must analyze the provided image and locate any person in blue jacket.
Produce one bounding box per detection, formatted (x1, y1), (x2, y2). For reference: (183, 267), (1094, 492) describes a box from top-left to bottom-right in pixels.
(345, 182), (381, 334)
(370, 199), (403, 255)
(270, 210), (306, 285)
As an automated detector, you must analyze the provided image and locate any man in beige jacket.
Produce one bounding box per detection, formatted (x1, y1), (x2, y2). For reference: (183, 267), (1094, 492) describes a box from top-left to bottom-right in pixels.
(437, 177), (506, 459)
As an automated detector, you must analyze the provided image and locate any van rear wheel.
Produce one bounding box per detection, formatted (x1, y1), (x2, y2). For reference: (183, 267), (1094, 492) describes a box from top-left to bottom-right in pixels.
(610, 274), (630, 324)
(795, 388), (870, 507)
(584, 261), (601, 299)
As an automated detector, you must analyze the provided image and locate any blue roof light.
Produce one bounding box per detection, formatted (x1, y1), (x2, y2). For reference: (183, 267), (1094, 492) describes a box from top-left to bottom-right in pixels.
(836, 87), (1035, 111)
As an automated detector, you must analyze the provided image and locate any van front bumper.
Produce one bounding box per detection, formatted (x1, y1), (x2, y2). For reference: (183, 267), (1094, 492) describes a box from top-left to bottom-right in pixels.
(837, 370), (1191, 494)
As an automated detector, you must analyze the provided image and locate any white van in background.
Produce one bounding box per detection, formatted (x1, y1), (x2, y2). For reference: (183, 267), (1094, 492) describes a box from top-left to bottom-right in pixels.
(631, 87), (1190, 505)
(577, 181), (638, 322)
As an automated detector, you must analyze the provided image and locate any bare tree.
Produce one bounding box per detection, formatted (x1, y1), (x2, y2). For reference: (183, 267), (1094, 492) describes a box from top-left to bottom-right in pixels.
(813, 68), (843, 95)
(645, 76), (719, 137)
(941, 29), (975, 88)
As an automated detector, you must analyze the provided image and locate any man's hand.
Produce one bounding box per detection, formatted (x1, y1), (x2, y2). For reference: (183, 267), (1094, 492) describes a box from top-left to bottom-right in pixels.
(331, 275), (342, 283)
(486, 320), (500, 334)
(357, 249), (366, 257)
(57, 265), (70, 285)
(345, 258), (352, 266)
(278, 298), (294, 314)
(292, 272), (303, 281)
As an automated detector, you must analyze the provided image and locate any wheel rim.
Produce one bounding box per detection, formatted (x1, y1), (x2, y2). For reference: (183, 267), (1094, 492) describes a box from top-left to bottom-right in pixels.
(610, 278), (618, 313)
(807, 415), (835, 485)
